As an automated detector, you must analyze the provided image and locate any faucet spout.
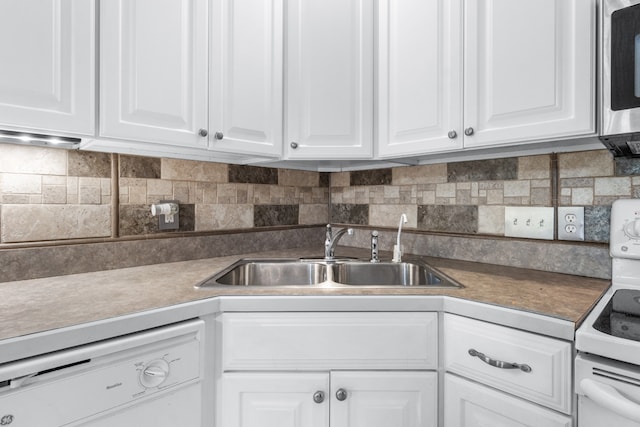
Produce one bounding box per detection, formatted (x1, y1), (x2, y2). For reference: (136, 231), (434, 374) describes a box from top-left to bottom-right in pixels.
(392, 213), (408, 263)
(324, 224), (354, 260)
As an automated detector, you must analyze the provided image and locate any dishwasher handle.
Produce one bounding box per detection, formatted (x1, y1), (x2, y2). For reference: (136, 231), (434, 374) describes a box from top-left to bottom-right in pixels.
(581, 378), (640, 423)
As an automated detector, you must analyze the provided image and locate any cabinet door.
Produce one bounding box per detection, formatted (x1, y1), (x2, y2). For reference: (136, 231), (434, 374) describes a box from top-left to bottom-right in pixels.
(377, 0), (462, 158)
(220, 372), (329, 427)
(100, 0), (208, 148)
(331, 371), (437, 427)
(286, 0), (373, 160)
(463, 0), (595, 148)
(210, 0), (283, 157)
(0, 0), (95, 136)
(444, 374), (571, 427)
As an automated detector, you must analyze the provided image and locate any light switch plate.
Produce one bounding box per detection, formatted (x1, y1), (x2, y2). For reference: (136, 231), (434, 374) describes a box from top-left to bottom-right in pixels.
(504, 207), (555, 240)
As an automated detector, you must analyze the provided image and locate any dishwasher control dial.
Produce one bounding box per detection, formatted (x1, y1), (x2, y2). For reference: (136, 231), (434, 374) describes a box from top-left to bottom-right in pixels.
(139, 359), (170, 388)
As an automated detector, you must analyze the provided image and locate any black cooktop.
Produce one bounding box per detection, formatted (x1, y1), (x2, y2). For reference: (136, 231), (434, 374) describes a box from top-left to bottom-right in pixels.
(594, 289), (640, 342)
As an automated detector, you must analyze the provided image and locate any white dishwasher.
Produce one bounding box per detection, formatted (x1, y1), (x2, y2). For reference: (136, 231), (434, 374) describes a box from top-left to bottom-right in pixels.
(0, 318), (204, 427)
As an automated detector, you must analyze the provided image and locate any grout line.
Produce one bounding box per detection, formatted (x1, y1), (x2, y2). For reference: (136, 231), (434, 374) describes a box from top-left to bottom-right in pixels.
(111, 153), (119, 238)
(551, 152), (558, 240)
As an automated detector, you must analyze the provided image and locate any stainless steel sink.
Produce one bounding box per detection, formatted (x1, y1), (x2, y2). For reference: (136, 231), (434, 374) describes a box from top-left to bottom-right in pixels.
(330, 260), (461, 287)
(196, 259), (327, 287)
(195, 258), (462, 288)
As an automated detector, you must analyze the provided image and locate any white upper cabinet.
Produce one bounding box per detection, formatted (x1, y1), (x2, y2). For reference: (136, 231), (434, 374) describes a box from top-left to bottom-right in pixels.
(378, 0), (596, 159)
(463, 0), (595, 148)
(100, 0), (209, 148)
(210, 0), (283, 157)
(0, 0), (95, 136)
(286, 0), (374, 160)
(377, 0), (463, 158)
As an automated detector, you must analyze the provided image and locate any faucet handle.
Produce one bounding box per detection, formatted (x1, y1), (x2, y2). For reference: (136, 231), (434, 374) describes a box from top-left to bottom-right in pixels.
(370, 230), (379, 263)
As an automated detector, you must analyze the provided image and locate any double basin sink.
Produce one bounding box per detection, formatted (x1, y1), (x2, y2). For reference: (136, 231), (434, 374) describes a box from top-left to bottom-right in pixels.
(196, 258), (462, 288)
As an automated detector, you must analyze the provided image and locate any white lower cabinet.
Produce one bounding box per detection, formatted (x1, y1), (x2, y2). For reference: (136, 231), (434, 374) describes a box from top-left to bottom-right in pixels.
(444, 374), (571, 427)
(443, 313), (573, 426)
(217, 312), (438, 427)
(220, 371), (437, 427)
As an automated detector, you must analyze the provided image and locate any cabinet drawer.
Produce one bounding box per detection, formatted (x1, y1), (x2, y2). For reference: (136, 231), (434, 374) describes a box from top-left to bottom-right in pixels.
(443, 314), (572, 414)
(444, 374), (572, 427)
(219, 312), (438, 371)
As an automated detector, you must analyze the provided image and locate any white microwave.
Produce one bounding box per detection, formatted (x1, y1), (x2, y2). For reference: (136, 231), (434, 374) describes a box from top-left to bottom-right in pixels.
(600, 0), (640, 156)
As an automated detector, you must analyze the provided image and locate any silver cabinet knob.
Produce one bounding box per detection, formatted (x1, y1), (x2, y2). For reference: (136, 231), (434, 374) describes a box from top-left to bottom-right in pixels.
(448, 130), (457, 139)
(290, 142), (299, 149)
(214, 132), (224, 140)
(464, 127), (474, 136)
(335, 388), (347, 401)
(313, 391), (325, 404)
(199, 128), (208, 137)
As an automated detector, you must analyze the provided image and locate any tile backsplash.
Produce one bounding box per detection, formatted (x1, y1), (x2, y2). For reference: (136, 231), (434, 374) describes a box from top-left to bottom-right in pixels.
(1, 144), (638, 281)
(331, 149), (637, 244)
(0, 145), (329, 243)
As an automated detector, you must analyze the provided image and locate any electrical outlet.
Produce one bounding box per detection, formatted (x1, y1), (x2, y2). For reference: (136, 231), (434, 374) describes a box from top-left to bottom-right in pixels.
(558, 206), (585, 241)
(504, 207), (555, 240)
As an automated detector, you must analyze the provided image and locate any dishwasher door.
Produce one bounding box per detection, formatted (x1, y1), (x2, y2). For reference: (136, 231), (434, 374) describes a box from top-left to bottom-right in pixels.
(0, 319), (204, 427)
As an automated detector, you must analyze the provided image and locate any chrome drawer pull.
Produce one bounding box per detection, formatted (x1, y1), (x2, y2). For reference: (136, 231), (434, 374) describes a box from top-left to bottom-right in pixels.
(468, 349), (532, 373)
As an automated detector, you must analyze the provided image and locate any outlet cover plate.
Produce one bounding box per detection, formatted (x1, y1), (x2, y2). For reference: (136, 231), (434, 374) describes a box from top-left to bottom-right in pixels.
(158, 199), (179, 231)
(504, 207), (554, 240)
(557, 206), (585, 241)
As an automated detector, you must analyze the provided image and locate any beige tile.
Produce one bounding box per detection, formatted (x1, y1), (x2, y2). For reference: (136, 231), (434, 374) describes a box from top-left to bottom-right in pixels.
(331, 172), (350, 187)
(0, 173), (41, 194)
(503, 180), (530, 197)
(278, 169), (319, 187)
(0, 145), (66, 175)
(571, 187), (594, 205)
(162, 158), (228, 183)
(392, 164), (448, 185)
(195, 204), (253, 231)
(518, 155), (551, 179)
(147, 179), (174, 196)
(478, 205), (505, 235)
(486, 189), (504, 205)
(1, 205), (111, 242)
(43, 185), (67, 204)
(368, 205), (418, 228)
(436, 183), (456, 198)
(558, 150), (614, 178)
(79, 184), (102, 205)
(299, 204), (329, 225)
(594, 177), (631, 196)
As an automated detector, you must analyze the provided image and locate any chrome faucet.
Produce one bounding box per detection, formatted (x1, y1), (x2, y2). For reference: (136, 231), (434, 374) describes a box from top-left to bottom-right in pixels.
(324, 224), (354, 260)
(392, 213), (408, 262)
(370, 230), (380, 263)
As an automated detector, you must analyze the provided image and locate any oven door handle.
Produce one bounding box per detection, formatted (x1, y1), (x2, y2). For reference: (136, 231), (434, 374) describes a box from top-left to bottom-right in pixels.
(581, 378), (640, 423)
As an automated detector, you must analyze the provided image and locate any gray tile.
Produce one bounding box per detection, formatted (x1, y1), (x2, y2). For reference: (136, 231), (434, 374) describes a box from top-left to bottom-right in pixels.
(68, 151), (112, 178)
(119, 205), (158, 236)
(120, 155), (161, 179)
(229, 165), (278, 184)
(616, 157), (640, 176)
(585, 205), (611, 243)
(447, 158), (518, 182)
(319, 172), (330, 188)
(418, 205), (478, 233)
(331, 203), (369, 225)
(350, 169), (392, 186)
(254, 205), (299, 227)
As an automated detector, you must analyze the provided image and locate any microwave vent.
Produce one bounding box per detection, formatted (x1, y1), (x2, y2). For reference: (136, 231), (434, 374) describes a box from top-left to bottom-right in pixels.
(600, 133), (640, 157)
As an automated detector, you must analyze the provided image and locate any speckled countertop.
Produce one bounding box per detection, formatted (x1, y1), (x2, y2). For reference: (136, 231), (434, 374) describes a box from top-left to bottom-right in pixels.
(0, 247), (610, 344)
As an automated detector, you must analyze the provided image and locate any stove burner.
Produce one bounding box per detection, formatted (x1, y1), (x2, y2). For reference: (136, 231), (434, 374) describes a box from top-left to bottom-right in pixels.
(594, 290), (640, 341)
